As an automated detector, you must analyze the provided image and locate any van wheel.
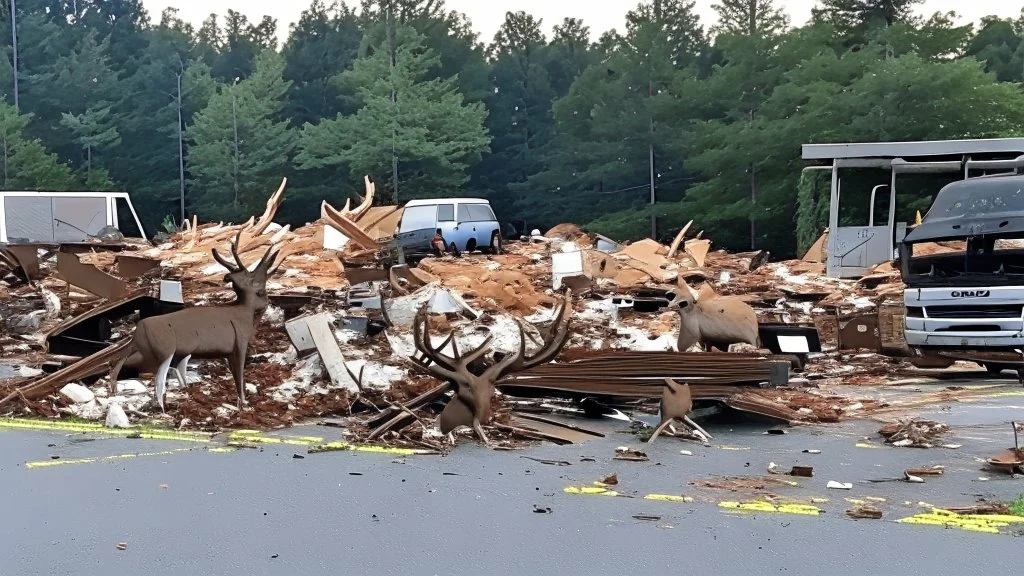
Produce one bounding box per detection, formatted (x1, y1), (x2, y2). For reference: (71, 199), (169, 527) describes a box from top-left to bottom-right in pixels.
(488, 231), (503, 255)
(466, 239), (477, 254)
(449, 242), (461, 258)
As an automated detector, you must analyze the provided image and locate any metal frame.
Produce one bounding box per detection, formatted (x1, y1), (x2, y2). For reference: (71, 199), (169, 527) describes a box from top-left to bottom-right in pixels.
(0, 190), (147, 243)
(803, 139), (1024, 278)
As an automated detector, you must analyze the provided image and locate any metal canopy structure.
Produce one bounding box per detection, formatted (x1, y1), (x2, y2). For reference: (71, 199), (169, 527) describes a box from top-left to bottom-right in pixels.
(801, 138), (1024, 278)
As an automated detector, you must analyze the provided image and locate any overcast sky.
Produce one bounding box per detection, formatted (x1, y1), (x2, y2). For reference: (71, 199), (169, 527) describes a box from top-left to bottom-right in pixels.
(141, 0), (1023, 45)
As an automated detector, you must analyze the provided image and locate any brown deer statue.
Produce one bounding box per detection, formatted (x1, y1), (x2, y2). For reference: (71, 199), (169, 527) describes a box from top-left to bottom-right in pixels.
(108, 231), (282, 411)
(668, 282), (759, 352)
(410, 290), (573, 445)
(647, 378), (713, 444)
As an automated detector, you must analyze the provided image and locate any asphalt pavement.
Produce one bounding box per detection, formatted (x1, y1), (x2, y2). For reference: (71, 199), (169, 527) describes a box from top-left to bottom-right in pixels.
(2, 380), (1023, 576)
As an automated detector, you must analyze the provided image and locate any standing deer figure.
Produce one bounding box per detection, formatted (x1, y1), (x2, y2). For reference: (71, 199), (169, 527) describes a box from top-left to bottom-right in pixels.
(410, 290), (573, 446)
(108, 231), (281, 411)
(669, 282), (759, 352)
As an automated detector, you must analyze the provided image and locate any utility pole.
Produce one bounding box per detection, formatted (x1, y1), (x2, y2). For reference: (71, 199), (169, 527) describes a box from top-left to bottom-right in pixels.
(649, 79), (656, 239)
(231, 77), (240, 206)
(9, 0), (18, 112)
(387, 7), (398, 203)
(176, 64), (185, 224)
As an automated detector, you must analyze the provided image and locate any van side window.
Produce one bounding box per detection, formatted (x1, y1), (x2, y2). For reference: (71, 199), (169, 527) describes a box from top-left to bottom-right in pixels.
(437, 203), (455, 222)
(468, 205), (495, 221)
(457, 204), (472, 222)
(399, 205), (437, 232)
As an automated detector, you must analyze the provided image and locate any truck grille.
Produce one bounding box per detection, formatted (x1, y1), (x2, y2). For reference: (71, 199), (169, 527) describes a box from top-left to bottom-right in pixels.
(925, 305), (1024, 319)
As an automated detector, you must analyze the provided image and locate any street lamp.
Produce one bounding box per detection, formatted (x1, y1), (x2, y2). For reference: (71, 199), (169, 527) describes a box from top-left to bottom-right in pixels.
(231, 77), (239, 206)
(176, 59), (185, 224)
(9, 0), (18, 112)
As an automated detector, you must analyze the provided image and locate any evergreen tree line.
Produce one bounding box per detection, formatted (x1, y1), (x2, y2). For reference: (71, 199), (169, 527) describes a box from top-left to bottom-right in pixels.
(2, 0), (1024, 257)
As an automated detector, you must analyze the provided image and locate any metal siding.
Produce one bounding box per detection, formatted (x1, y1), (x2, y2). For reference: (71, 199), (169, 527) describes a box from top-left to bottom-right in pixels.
(4, 196), (54, 242)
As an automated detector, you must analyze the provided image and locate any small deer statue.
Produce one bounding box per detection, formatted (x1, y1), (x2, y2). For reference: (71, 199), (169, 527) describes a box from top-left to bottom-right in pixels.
(669, 282), (759, 352)
(108, 231), (281, 411)
(410, 290), (573, 446)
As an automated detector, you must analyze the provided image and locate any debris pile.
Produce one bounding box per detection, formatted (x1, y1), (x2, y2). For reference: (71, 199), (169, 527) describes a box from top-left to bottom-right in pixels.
(0, 178), (975, 446)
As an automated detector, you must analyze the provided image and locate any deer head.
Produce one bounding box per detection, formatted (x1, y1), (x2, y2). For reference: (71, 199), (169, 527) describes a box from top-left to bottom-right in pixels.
(410, 290), (573, 445)
(666, 282), (701, 352)
(210, 230), (282, 313)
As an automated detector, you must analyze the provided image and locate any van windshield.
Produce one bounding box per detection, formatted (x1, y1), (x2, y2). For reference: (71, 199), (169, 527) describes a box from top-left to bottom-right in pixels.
(400, 205), (438, 232)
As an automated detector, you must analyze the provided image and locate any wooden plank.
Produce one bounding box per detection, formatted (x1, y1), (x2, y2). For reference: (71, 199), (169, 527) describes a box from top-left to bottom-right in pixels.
(306, 313), (357, 391)
(56, 251), (127, 300)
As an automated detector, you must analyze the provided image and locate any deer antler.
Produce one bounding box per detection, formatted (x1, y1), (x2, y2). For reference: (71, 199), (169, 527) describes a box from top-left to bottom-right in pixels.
(483, 289), (573, 382)
(406, 290), (574, 446)
(410, 307), (491, 383)
(211, 230), (246, 272)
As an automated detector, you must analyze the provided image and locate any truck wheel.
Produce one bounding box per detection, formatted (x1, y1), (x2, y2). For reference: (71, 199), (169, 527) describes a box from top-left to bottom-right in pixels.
(488, 231), (503, 255)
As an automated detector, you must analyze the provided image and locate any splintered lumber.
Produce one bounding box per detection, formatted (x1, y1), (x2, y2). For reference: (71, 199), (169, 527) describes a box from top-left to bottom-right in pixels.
(321, 200), (379, 250)
(496, 351), (795, 422)
(0, 339), (133, 408)
(238, 178), (287, 251)
(666, 220), (693, 259)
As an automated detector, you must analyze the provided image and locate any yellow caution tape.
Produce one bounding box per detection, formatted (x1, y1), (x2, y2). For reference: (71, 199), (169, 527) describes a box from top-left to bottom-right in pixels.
(719, 501), (821, 516)
(988, 391), (1024, 397)
(855, 442), (881, 449)
(644, 494), (693, 503)
(26, 448), (194, 469)
(0, 417), (211, 443)
(306, 441), (431, 455)
(563, 486), (620, 496)
(227, 431), (323, 446)
(897, 508), (1024, 535)
(810, 498), (830, 504)
(846, 498), (866, 505)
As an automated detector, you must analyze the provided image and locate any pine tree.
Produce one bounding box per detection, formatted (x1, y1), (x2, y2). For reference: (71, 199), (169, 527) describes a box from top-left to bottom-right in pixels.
(187, 50), (296, 221)
(812, 0), (921, 38)
(0, 102), (76, 190)
(60, 105), (120, 177)
(297, 25), (489, 202)
(712, 0), (789, 37)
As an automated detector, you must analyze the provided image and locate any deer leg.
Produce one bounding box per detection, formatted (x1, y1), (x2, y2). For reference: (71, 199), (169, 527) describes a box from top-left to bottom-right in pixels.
(153, 356), (173, 413)
(647, 417), (675, 444)
(174, 355), (191, 388)
(229, 351), (246, 410)
(472, 419), (491, 447)
(682, 415), (713, 440)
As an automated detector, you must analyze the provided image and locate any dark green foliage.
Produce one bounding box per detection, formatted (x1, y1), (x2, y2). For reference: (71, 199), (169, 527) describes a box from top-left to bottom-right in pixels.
(0, 0), (1021, 258)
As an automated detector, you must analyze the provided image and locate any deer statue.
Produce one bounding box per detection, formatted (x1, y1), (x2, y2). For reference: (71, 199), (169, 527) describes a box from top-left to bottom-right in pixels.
(668, 282), (759, 352)
(410, 290), (573, 446)
(107, 231), (282, 411)
(647, 378), (712, 444)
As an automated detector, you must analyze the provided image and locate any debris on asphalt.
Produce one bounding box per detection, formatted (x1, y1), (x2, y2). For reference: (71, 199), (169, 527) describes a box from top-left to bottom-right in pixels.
(847, 506), (884, 519)
(598, 473), (619, 486)
(879, 420), (950, 448)
(614, 447), (650, 462)
(906, 466), (944, 477)
(827, 481), (853, 490)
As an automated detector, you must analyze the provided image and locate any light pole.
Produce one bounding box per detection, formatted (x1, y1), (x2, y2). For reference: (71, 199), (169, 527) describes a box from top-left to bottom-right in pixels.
(9, 0), (18, 112)
(176, 61), (185, 224)
(231, 77), (239, 206)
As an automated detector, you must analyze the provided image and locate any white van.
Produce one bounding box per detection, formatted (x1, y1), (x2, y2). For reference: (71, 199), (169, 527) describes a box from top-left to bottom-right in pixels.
(398, 198), (502, 254)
